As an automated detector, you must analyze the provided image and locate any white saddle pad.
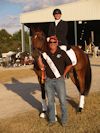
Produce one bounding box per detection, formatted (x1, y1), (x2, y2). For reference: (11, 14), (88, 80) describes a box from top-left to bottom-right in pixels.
(59, 45), (77, 66)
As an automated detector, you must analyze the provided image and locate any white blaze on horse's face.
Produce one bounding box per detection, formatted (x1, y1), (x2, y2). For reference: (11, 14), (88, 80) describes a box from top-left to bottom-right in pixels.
(34, 35), (37, 39)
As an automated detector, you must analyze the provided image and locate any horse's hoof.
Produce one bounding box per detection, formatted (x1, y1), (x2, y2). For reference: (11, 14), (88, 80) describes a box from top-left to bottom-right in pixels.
(77, 107), (82, 113)
(39, 111), (47, 118)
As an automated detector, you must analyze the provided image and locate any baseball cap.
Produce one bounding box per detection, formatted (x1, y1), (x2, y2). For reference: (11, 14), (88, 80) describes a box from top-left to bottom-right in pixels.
(49, 36), (58, 43)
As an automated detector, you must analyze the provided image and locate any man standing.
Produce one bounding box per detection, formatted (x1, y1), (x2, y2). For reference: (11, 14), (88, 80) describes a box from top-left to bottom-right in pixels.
(48, 9), (68, 47)
(42, 36), (72, 126)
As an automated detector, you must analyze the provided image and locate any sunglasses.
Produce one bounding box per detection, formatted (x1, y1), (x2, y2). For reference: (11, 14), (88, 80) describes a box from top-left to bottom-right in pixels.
(49, 41), (57, 44)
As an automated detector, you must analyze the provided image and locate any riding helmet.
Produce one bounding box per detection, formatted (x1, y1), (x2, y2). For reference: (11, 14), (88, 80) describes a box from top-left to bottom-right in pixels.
(53, 9), (62, 15)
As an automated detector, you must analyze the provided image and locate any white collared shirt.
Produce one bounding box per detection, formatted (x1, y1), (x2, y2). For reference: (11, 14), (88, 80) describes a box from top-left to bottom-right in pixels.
(55, 19), (61, 26)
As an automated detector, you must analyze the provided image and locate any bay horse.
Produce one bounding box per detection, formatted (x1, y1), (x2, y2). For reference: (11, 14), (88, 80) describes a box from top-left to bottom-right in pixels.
(32, 29), (92, 118)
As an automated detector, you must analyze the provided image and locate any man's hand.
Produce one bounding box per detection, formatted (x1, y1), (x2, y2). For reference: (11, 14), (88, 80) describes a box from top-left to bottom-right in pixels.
(63, 64), (72, 78)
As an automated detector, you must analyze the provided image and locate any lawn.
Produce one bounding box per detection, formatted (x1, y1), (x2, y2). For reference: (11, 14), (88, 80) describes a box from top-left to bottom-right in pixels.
(0, 92), (99, 133)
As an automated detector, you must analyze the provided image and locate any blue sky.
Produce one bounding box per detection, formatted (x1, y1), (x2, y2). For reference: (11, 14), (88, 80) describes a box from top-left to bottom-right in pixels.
(0, 0), (78, 34)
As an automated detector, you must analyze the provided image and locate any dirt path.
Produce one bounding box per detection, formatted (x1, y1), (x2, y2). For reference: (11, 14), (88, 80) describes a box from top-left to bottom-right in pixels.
(0, 57), (100, 119)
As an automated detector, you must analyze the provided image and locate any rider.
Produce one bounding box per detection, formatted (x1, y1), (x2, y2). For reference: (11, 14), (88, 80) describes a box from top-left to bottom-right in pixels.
(47, 8), (70, 50)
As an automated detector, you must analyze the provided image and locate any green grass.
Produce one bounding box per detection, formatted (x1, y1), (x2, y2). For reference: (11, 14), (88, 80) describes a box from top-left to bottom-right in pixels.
(0, 92), (100, 133)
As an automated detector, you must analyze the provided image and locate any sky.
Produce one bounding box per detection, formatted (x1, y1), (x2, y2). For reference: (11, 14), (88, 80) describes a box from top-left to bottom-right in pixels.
(0, 0), (78, 34)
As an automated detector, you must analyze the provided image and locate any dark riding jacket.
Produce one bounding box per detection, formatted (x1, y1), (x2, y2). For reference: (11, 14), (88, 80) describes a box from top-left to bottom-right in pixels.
(48, 20), (68, 45)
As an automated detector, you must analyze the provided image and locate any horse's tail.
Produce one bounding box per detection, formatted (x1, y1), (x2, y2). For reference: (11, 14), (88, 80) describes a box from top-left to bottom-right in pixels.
(84, 54), (92, 96)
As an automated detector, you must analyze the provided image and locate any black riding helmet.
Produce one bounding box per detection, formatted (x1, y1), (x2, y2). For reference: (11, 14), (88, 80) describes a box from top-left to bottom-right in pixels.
(53, 9), (62, 15)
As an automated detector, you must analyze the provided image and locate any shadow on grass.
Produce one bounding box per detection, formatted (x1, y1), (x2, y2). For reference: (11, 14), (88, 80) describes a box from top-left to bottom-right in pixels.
(4, 78), (79, 113)
(66, 95), (79, 112)
(56, 94), (79, 112)
(4, 77), (42, 112)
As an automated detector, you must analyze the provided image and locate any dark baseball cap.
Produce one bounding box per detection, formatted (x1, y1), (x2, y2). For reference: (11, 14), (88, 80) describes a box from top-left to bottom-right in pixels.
(53, 9), (62, 15)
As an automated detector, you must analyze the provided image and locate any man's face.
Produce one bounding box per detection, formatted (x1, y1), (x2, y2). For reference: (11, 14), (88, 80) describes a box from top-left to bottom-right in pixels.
(49, 39), (58, 50)
(53, 13), (61, 20)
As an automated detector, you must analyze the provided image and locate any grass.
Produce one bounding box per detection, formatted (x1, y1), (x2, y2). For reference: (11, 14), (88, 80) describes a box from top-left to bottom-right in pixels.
(0, 66), (35, 83)
(0, 92), (99, 133)
(0, 59), (99, 133)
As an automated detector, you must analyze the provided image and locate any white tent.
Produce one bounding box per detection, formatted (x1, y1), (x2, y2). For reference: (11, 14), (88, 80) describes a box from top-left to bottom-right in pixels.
(20, 0), (100, 52)
(20, 0), (100, 23)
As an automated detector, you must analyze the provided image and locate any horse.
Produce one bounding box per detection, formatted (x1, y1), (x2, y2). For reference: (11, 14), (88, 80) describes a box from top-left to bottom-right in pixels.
(31, 29), (92, 118)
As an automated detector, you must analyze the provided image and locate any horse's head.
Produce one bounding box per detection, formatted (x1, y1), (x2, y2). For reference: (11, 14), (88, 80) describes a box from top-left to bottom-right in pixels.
(32, 29), (47, 52)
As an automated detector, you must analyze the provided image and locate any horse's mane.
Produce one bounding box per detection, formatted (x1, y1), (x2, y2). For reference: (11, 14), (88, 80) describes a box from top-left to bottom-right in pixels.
(32, 28), (48, 52)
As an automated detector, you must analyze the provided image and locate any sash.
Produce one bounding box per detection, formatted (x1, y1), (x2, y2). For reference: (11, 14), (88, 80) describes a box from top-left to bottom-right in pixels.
(42, 52), (61, 78)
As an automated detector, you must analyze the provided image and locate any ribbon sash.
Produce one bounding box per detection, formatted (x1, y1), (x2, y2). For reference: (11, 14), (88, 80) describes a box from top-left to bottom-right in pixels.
(42, 52), (61, 78)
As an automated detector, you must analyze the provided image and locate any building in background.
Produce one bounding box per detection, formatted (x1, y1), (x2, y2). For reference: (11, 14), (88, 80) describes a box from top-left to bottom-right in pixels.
(20, 0), (100, 52)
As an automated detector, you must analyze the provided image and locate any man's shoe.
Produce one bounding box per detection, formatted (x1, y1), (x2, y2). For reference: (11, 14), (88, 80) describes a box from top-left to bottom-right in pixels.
(48, 122), (56, 127)
(61, 123), (67, 127)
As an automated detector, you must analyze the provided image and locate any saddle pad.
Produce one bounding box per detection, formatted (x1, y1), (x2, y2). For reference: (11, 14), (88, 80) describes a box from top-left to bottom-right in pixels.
(59, 45), (77, 66)
(66, 49), (77, 66)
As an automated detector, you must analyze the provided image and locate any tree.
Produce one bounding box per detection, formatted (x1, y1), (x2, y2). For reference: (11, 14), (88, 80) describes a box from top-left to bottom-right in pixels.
(0, 29), (30, 53)
(12, 30), (29, 52)
(0, 29), (12, 43)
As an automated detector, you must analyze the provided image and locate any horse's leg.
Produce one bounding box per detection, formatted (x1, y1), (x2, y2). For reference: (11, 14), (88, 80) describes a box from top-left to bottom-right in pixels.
(76, 70), (85, 112)
(40, 83), (47, 111)
(38, 77), (47, 118)
(34, 56), (47, 118)
(69, 69), (85, 112)
(69, 69), (80, 91)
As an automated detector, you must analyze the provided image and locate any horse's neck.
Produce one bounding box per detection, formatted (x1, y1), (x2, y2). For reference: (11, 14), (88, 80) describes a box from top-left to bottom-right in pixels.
(41, 41), (48, 53)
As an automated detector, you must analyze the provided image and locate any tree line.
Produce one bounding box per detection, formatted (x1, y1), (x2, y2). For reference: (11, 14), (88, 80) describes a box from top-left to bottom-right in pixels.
(0, 29), (29, 57)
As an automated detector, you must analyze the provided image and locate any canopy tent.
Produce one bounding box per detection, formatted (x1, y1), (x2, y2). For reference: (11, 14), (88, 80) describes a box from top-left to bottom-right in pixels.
(20, 0), (100, 52)
(20, 0), (100, 23)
